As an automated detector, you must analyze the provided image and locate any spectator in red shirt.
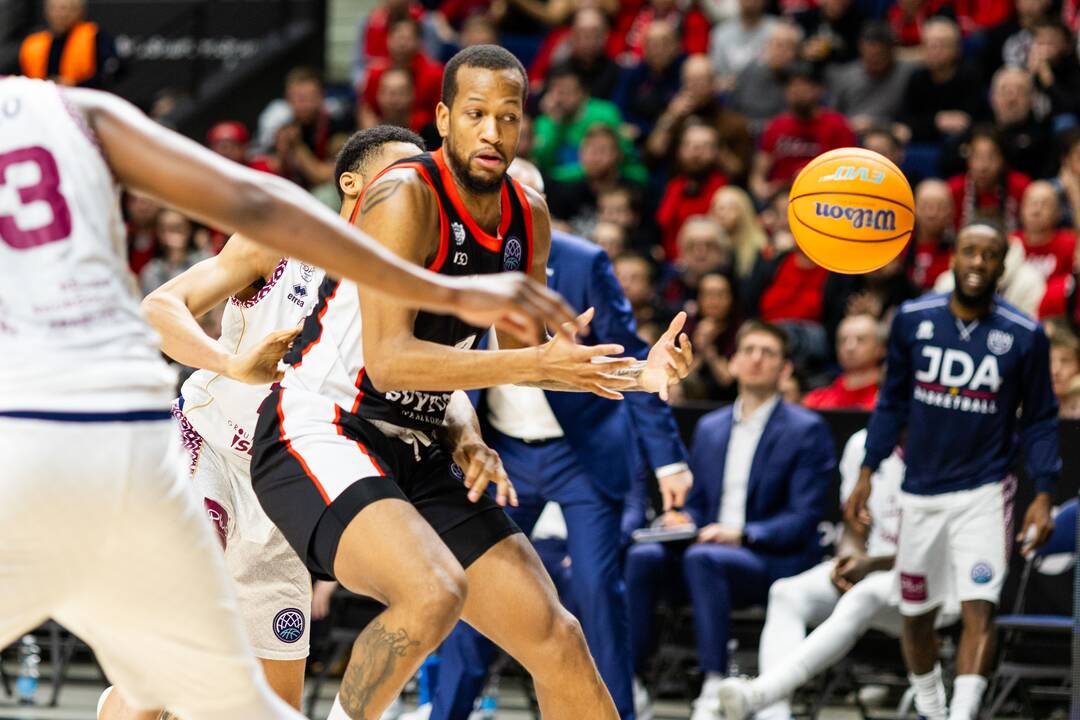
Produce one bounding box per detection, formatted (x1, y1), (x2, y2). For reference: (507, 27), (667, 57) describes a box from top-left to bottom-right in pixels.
(907, 179), (956, 290)
(750, 60), (857, 203)
(888, 0), (950, 51)
(746, 246), (830, 372)
(656, 122), (729, 261)
(803, 313), (884, 410)
(1014, 180), (1078, 282)
(362, 17), (444, 131)
(124, 193), (161, 276)
(353, 0), (429, 83)
(615, 0), (710, 61)
(948, 125), (1032, 233)
(206, 121), (277, 175)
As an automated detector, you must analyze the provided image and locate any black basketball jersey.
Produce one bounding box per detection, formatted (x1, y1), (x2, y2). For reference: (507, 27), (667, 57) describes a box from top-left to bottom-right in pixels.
(355, 149), (534, 431)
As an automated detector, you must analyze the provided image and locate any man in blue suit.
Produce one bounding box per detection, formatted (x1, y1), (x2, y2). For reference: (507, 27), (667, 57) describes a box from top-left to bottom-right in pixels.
(416, 160), (693, 720)
(626, 320), (835, 720)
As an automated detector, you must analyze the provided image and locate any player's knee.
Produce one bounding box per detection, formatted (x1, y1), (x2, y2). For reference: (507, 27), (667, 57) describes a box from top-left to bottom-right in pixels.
(768, 575), (799, 607)
(410, 562), (468, 632)
(541, 607), (588, 659)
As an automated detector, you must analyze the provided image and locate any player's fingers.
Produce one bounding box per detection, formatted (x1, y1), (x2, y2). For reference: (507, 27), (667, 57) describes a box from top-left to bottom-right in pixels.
(679, 332), (694, 363)
(529, 286), (583, 338)
(660, 311), (687, 342)
(588, 383), (624, 400)
(586, 344), (629, 360)
(463, 454), (485, 489)
(468, 464), (493, 502)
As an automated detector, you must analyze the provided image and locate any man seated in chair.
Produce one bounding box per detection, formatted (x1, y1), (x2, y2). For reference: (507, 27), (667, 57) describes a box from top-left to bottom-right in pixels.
(626, 320), (835, 720)
(716, 428), (960, 720)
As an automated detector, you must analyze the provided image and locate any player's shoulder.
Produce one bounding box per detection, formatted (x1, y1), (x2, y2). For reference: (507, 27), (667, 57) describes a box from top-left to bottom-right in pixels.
(991, 297), (1042, 337)
(897, 291), (950, 318)
(359, 162), (437, 216)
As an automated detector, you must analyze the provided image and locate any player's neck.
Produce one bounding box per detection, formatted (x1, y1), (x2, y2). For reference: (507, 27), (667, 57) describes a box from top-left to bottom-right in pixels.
(949, 293), (992, 322)
(340, 197), (358, 223)
(454, 180), (503, 234)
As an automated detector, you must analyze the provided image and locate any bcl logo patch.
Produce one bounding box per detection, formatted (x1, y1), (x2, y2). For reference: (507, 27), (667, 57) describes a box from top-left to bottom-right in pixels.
(503, 236), (523, 271)
(450, 462), (465, 481)
(273, 608), (305, 643)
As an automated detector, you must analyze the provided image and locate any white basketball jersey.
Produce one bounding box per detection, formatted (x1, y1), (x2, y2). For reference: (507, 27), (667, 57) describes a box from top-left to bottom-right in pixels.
(0, 77), (175, 413)
(181, 258), (324, 461)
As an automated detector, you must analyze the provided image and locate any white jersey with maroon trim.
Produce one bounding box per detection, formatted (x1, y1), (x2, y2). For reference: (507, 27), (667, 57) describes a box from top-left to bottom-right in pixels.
(0, 77), (175, 413)
(180, 257), (324, 461)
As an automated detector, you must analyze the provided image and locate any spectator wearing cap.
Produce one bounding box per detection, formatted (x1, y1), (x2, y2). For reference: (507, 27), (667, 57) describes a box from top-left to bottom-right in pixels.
(749, 60), (856, 204)
(729, 20), (803, 134)
(645, 54), (753, 185)
(19, 0), (119, 88)
(1029, 18), (1080, 122)
(794, 0), (865, 66)
(897, 17), (988, 143)
(1014, 181), (1078, 283)
(948, 125), (1031, 232)
(657, 123), (729, 262)
(547, 124), (647, 235)
(529, 8), (621, 100)
(827, 21), (914, 136)
(206, 121), (277, 175)
(708, 0), (778, 90)
(533, 64), (634, 181)
(802, 313), (884, 411)
(361, 17), (443, 131)
(907, 178), (956, 291)
(612, 18), (684, 138)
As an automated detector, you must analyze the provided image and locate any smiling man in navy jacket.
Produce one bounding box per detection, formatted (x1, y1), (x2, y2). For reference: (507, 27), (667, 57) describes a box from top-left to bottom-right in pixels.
(626, 320), (835, 720)
(415, 160), (692, 720)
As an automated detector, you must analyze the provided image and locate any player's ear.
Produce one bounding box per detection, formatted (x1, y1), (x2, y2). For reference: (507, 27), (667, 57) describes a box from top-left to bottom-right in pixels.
(436, 101), (450, 139)
(339, 172), (361, 200)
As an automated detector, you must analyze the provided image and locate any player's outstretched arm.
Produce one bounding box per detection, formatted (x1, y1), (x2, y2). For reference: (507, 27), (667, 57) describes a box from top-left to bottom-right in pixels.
(355, 171), (633, 396)
(67, 88), (575, 345)
(141, 234), (297, 383)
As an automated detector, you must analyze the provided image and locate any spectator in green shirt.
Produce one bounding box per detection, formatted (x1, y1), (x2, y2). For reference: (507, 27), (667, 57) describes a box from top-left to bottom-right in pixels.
(533, 63), (645, 183)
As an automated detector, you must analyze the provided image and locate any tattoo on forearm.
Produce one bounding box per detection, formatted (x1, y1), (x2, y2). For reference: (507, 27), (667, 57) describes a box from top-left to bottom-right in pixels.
(609, 361), (646, 379)
(339, 620), (421, 718)
(158, 712), (176, 720)
(360, 179), (403, 214)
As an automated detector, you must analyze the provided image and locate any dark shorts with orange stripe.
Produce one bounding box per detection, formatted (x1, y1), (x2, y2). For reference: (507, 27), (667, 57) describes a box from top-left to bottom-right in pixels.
(251, 385), (520, 581)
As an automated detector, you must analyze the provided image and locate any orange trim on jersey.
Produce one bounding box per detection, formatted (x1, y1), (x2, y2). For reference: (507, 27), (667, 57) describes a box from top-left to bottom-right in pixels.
(509, 178), (535, 275)
(334, 405), (387, 476)
(350, 368), (366, 414)
(293, 281), (340, 370)
(357, 161), (448, 270)
(277, 393), (331, 505)
(19, 23), (98, 85)
(432, 148), (511, 253)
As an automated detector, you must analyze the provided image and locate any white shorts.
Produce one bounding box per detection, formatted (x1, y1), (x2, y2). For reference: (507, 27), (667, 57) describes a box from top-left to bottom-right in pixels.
(896, 479), (1016, 616)
(177, 408), (311, 660)
(0, 417), (302, 719)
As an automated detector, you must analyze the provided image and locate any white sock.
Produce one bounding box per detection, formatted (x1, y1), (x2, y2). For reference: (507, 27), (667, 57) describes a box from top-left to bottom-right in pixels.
(911, 665), (948, 720)
(949, 675), (988, 720)
(327, 694), (351, 720)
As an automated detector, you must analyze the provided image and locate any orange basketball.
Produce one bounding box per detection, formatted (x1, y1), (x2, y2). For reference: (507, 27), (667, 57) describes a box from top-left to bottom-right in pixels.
(787, 147), (915, 274)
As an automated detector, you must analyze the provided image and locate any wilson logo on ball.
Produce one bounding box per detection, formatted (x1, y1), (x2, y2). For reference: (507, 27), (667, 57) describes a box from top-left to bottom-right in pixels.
(813, 203), (896, 232)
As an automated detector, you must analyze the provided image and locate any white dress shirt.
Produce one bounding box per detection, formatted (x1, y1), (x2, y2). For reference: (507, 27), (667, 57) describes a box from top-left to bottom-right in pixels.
(718, 394), (780, 528)
(486, 384), (566, 441)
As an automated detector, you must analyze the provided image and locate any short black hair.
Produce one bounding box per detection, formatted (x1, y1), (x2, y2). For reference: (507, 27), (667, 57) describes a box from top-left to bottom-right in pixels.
(735, 319), (790, 359)
(334, 126), (425, 200)
(441, 45), (528, 110)
(781, 59), (822, 85)
(860, 20), (896, 47)
(545, 61), (585, 87)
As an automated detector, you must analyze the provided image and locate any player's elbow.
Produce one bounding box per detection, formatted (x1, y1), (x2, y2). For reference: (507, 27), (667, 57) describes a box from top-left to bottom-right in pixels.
(140, 289), (174, 330)
(362, 353), (403, 392)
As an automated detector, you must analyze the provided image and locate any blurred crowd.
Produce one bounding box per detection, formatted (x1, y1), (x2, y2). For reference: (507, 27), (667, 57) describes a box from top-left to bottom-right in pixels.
(23, 0), (1080, 416)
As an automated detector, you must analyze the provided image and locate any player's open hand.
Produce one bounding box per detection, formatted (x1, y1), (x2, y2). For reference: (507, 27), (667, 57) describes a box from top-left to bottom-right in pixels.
(538, 308), (637, 399)
(641, 312), (694, 401)
(1018, 492), (1054, 556)
(453, 440), (517, 508)
(451, 272), (583, 345)
(224, 326), (302, 384)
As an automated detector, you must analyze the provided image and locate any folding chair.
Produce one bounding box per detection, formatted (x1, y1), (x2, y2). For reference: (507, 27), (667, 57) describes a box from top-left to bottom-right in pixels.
(984, 499), (1077, 719)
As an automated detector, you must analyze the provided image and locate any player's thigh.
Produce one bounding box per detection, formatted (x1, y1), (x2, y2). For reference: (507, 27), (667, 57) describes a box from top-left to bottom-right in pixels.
(896, 493), (951, 616)
(769, 561), (842, 626)
(948, 481), (1011, 606)
(228, 528), (312, 662)
(60, 442), (266, 713)
(840, 570), (903, 635)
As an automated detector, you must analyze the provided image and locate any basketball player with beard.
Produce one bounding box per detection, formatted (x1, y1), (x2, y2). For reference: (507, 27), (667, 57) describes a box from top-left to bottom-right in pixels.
(846, 225), (1058, 720)
(250, 45), (693, 720)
